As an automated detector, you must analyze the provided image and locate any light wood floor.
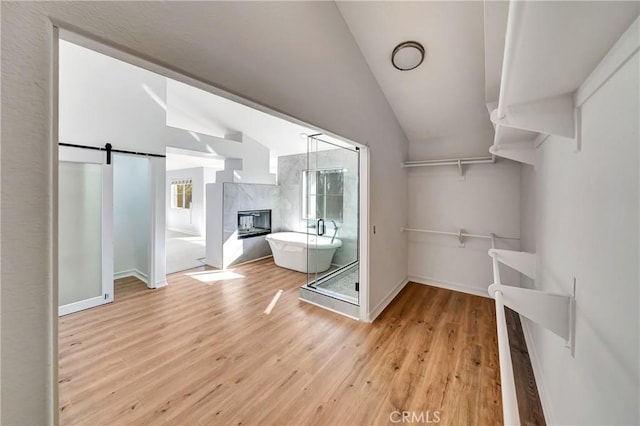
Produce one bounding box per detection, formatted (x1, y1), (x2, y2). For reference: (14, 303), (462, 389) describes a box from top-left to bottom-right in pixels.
(59, 258), (543, 425)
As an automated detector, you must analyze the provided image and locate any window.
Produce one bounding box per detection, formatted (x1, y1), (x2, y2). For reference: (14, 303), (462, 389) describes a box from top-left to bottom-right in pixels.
(302, 169), (344, 221)
(171, 179), (192, 209)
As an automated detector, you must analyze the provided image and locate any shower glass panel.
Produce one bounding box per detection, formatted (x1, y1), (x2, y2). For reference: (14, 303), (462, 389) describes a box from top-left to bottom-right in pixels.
(306, 135), (359, 305)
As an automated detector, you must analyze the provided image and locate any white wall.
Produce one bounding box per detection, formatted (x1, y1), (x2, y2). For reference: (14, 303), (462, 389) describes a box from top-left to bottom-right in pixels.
(203, 167), (218, 186)
(409, 127), (497, 159)
(205, 183), (224, 269)
(60, 40), (276, 186)
(59, 40), (212, 156)
(407, 159), (521, 296)
(229, 133), (276, 185)
(113, 154), (151, 280)
(1, 3), (408, 423)
(520, 52), (639, 425)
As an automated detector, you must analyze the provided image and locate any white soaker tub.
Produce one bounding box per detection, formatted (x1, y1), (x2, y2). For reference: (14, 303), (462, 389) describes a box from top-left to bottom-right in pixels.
(266, 232), (342, 273)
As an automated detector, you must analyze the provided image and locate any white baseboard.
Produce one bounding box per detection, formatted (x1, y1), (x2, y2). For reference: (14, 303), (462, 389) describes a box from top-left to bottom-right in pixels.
(114, 269), (149, 285)
(59, 295), (104, 316)
(408, 274), (490, 299)
(367, 277), (409, 322)
(520, 317), (553, 426)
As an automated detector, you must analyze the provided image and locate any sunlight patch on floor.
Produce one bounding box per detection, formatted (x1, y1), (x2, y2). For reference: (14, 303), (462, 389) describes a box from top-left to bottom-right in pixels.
(264, 289), (283, 315)
(185, 269), (245, 284)
(175, 237), (206, 246)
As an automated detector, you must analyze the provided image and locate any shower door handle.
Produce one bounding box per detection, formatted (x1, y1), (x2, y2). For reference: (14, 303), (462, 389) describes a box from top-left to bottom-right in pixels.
(317, 219), (325, 236)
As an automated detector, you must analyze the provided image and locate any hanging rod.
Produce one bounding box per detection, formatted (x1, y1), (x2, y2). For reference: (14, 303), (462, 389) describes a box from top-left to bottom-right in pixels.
(492, 286), (520, 426)
(487, 235), (520, 426)
(401, 155), (495, 168)
(401, 227), (519, 241)
(402, 155), (495, 178)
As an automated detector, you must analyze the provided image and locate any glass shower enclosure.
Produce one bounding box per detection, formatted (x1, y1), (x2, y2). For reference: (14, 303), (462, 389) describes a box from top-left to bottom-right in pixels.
(305, 135), (359, 305)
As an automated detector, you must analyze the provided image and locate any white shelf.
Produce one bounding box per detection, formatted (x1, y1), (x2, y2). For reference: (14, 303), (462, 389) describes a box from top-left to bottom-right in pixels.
(486, 2), (639, 165)
(489, 283), (575, 345)
(488, 248), (575, 348)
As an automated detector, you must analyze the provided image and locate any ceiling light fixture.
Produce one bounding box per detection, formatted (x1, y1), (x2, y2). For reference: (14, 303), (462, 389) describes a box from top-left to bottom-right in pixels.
(391, 41), (425, 71)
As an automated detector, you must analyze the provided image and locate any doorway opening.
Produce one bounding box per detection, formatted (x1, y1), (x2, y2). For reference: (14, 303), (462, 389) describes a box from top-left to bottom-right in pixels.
(56, 30), (367, 308)
(56, 31), (369, 318)
(55, 25), (370, 423)
(165, 147), (224, 274)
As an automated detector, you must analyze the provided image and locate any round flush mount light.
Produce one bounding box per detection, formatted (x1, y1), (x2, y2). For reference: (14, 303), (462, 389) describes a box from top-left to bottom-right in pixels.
(391, 41), (425, 71)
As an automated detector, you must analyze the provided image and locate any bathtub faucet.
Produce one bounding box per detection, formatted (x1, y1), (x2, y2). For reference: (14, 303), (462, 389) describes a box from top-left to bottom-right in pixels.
(330, 220), (339, 244)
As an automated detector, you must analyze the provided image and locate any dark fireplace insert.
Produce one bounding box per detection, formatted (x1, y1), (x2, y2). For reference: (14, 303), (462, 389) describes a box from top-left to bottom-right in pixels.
(237, 209), (272, 239)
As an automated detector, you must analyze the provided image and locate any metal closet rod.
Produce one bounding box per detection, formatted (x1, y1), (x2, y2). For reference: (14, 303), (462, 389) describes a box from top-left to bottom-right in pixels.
(402, 155), (495, 168)
(401, 227), (520, 241)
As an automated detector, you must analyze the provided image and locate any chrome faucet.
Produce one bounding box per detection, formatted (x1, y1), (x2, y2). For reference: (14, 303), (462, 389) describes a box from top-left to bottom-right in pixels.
(330, 220), (339, 244)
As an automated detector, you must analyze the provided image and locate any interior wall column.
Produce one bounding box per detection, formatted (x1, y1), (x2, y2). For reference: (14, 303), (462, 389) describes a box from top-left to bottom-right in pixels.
(149, 156), (167, 288)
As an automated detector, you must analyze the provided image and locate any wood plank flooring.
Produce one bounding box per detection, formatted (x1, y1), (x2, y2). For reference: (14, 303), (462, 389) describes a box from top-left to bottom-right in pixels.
(506, 308), (546, 426)
(59, 258), (542, 425)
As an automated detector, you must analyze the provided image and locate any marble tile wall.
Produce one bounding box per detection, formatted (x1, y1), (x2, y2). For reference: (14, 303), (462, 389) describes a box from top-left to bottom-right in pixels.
(218, 148), (359, 268)
(278, 148), (359, 266)
(222, 182), (281, 267)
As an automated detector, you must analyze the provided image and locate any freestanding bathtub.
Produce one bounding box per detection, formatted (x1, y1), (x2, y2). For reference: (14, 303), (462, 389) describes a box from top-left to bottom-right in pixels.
(266, 232), (342, 273)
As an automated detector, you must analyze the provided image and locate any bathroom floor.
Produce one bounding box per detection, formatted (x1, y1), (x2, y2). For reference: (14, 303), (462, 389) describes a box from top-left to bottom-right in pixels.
(315, 264), (359, 304)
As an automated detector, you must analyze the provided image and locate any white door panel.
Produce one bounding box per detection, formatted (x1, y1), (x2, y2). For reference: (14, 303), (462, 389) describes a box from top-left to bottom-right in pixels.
(58, 145), (113, 316)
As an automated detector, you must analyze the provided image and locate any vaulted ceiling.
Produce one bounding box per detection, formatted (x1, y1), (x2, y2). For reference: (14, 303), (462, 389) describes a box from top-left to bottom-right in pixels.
(336, 1), (495, 154)
(60, 1), (639, 161)
(62, 1), (501, 161)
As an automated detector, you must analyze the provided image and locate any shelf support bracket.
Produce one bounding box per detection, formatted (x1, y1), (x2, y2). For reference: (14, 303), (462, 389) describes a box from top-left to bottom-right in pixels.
(488, 249), (536, 280)
(457, 159), (465, 179)
(489, 283), (575, 351)
(489, 139), (536, 166)
(491, 93), (576, 139)
(574, 105), (582, 152)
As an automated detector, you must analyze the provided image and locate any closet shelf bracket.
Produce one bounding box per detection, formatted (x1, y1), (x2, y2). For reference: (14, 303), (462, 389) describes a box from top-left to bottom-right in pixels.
(490, 93), (576, 140)
(488, 283), (576, 351)
(488, 248), (536, 280)
(489, 141), (537, 166)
